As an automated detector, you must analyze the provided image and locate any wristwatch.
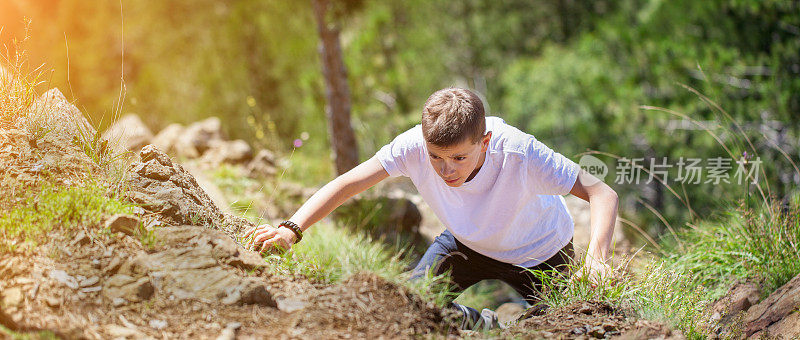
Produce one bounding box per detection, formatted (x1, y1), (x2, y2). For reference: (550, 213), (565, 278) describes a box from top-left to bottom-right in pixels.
(278, 220), (303, 244)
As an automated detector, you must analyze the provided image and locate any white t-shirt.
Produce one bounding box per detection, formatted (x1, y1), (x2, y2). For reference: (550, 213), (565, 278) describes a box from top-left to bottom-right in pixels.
(375, 116), (579, 267)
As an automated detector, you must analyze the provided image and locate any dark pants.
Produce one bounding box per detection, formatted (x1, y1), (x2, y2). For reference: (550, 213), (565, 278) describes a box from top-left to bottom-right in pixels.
(410, 229), (574, 306)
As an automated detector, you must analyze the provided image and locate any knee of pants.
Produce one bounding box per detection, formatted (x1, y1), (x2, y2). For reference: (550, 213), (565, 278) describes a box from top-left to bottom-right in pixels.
(410, 250), (470, 281)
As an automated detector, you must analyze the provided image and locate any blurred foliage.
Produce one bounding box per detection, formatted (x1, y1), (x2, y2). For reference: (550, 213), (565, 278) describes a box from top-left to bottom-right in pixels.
(2, 0), (798, 239)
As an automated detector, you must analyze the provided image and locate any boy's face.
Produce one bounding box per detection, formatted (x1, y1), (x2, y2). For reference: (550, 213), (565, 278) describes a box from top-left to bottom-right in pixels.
(426, 132), (492, 187)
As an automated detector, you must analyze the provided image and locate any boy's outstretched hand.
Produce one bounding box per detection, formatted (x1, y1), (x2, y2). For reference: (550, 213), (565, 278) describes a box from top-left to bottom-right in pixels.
(573, 256), (615, 287)
(241, 224), (297, 254)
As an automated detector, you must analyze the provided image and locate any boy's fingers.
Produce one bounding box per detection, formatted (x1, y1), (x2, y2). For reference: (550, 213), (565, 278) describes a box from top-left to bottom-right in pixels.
(244, 225), (261, 237)
(253, 229), (278, 246)
(258, 235), (283, 254)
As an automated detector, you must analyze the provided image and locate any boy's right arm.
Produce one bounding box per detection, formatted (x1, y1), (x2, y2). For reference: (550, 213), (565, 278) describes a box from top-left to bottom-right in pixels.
(242, 156), (390, 253)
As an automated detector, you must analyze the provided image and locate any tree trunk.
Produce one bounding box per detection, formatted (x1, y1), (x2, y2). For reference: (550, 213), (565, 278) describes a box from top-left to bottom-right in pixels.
(312, 0), (359, 175)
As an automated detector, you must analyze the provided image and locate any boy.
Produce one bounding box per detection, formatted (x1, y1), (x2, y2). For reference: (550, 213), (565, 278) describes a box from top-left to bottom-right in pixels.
(243, 87), (618, 329)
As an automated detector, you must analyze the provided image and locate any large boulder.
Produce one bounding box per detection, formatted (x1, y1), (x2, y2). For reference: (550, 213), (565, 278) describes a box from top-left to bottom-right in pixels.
(20, 88), (96, 138)
(175, 117), (224, 158)
(151, 123), (184, 155)
(246, 149), (277, 178)
(106, 226), (274, 306)
(1, 88), (98, 188)
(201, 139), (254, 167)
(101, 113), (153, 154)
(122, 144), (253, 238)
(335, 195), (425, 254)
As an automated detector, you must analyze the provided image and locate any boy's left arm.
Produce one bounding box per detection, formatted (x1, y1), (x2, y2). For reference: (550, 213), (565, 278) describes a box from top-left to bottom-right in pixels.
(569, 169), (619, 283)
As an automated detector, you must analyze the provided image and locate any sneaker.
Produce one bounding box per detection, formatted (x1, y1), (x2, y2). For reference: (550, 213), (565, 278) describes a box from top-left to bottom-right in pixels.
(450, 303), (504, 331)
(479, 308), (505, 331)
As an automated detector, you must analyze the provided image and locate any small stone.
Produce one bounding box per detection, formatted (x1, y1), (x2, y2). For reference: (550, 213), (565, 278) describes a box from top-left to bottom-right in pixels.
(105, 215), (143, 236)
(13, 277), (35, 285)
(49, 269), (79, 289)
(571, 326), (586, 335)
(71, 230), (90, 246)
(45, 296), (60, 308)
(112, 298), (126, 307)
(276, 298), (307, 313)
(106, 325), (142, 338)
(149, 319), (167, 330)
(80, 276), (100, 287)
(1, 287), (24, 307)
(222, 290), (242, 305)
(588, 326), (605, 338)
(81, 286), (102, 293)
(240, 281), (276, 307)
(215, 328), (236, 340)
(104, 257), (123, 275)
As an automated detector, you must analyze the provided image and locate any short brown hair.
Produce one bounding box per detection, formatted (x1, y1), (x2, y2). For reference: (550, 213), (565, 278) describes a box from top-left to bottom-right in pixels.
(421, 87), (486, 146)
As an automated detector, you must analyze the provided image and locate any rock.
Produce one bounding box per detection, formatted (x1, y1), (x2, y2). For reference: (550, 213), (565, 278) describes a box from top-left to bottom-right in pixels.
(216, 322), (242, 340)
(276, 297), (307, 313)
(80, 276), (100, 288)
(226, 250), (266, 272)
(215, 327), (236, 340)
(104, 257), (124, 275)
(71, 230), (90, 246)
(336, 195), (425, 252)
(175, 117), (224, 158)
(104, 275), (154, 302)
(710, 282), (760, 325)
(151, 123), (184, 155)
(246, 149), (277, 178)
(112, 297), (126, 307)
(102, 113), (154, 154)
(0, 308), (18, 331)
(743, 273), (800, 337)
(202, 139), (254, 166)
(149, 319), (167, 330)
(1, 287), (24, 308)
(21, 88), (96, 138)
(122, 145), (253, 235)
(108, 226), (274, 306)
(750, 311), (800, 339)
(81, 286), (102, 293)
(0, 257), (23, 279)
(495, 302), (525, 325)
(105, 324), (145, 339)
(240, 280), (276, 306)
(588, 325), (605, 338)
(49, 269), (79, 289)
(105, 214), (143, 236)
(45, 296), (60, 308)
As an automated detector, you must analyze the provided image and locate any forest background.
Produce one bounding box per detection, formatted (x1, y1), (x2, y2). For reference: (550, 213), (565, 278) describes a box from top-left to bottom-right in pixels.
(1, 0), (798, 242)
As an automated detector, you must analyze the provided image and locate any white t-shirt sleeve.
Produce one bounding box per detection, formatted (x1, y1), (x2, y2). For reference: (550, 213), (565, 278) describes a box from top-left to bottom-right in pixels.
(524, 137), (580, 195)
(374, 126), (423, 178)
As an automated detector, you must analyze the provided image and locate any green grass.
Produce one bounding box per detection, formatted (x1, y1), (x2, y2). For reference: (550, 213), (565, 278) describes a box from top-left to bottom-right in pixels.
(660, 193), (800, 300)
(246, 222), (456, 307)
(0, 325), (58, 340)
(0, 181), (133, 252)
